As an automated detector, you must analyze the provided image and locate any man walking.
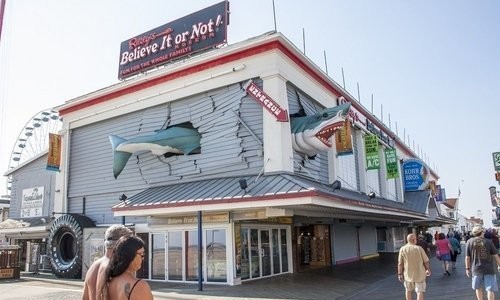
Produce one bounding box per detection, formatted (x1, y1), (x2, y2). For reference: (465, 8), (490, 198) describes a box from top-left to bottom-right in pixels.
(398, 233), (431, 300)
(82, 224), (133, 300)
(465, 225), (500, 300)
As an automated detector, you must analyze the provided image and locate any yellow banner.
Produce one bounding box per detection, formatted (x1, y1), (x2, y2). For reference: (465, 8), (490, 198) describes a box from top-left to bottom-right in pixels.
(335, 120), (353, 156)
(46, 133), (61, 172)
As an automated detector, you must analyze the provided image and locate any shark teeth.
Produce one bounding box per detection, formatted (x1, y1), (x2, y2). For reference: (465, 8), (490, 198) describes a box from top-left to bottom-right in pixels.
(315, 122), (344, 147)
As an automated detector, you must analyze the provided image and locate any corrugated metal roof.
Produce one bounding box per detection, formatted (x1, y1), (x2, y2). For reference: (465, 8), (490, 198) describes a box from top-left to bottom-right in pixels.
(403, 190), (431, 213)
(113, 173), (430, 221)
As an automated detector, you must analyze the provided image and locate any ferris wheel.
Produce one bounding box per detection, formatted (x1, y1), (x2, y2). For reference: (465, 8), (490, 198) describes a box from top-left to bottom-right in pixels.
(6, 108), (62, 192)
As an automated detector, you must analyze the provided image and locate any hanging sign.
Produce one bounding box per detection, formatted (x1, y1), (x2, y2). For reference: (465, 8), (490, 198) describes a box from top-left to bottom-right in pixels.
(403, 158), (429, 191)
(335, 120), (353, 156)
(435, 185), (443, 201)
(364, 134), (380, 170)
(47, 133), (62, 172)
(244, 80), (288, 122)
(384, 148), (399, 179)
(493, 152), (500, 171)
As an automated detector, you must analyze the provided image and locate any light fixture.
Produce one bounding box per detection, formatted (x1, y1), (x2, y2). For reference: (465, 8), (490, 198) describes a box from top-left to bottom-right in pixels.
(368, 191), (376, 199)
(239, 179), (248, 191)
(331, 180), (341, 191)
(119, 194), (128, 203)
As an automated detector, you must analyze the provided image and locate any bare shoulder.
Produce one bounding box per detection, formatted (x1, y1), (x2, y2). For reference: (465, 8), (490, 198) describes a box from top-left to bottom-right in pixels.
(84, 258), (102, 283)
(130, 280), (153, 300)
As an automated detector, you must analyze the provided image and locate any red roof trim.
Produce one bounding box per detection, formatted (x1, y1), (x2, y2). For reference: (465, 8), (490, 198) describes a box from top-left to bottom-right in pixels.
(59, 41), (295, 116)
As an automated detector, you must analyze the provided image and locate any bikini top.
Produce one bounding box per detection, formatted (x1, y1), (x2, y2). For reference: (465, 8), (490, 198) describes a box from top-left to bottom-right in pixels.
(128, 279), (141, 300)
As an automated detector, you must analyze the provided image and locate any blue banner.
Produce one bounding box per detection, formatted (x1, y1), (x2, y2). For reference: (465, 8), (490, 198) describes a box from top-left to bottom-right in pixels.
(403, 159), (429, 191)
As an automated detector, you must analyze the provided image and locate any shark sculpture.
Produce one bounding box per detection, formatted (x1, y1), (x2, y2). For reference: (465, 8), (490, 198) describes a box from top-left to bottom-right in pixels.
(109, 125), (201, 179)
(290, 102), (351, 157)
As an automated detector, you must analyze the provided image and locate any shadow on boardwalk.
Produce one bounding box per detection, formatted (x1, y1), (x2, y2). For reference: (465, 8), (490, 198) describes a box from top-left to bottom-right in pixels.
(20, 246), (477, 300)
(146, 249), (475, 300)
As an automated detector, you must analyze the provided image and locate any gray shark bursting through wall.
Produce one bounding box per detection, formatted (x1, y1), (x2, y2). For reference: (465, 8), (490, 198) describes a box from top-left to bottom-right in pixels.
(290, 102), (351, 157)
(109, 124), (201, 179)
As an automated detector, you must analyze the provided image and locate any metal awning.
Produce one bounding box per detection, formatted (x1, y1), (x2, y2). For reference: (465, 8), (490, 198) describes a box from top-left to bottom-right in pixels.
(112, 173), (432, 223)
(0, 217), (54, 239)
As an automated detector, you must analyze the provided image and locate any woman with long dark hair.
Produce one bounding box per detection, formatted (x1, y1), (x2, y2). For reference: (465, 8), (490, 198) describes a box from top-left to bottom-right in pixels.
(102, 235), (153, 300)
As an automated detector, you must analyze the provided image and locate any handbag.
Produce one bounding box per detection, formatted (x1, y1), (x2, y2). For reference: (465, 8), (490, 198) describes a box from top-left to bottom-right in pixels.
(436, 249), (441, 260)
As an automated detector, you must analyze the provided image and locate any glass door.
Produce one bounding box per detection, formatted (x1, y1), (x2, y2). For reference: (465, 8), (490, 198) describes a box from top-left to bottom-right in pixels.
(240, 226), (289, 281)
(260, 229), (271, 276)
(281, 228), (289, 272)
(249, 229), (260, 278)
(272, 229), (280, 274)
(240, 228), (250, 280)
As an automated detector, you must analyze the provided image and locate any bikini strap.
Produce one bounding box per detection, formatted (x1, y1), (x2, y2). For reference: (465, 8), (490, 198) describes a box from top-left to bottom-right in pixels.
(128, 279), (142, 300)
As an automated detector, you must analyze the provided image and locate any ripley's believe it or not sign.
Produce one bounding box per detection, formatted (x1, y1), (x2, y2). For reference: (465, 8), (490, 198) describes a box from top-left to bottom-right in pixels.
(118, 1), (228, 79)
(403, 159), (429, 191)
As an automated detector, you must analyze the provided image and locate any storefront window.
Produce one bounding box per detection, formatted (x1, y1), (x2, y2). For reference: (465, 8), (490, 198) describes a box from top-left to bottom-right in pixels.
(206, 229), (227, 282)
(168, 231), (182, 281)
(151, 234), (165, 280)
(186, 231), (199, 281)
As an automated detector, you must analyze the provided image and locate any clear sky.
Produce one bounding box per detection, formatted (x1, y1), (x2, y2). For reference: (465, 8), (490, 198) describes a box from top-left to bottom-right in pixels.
(1, 0), (499, 225)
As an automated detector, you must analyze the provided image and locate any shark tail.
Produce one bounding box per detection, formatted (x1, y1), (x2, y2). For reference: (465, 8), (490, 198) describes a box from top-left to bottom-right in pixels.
(109, 135), (132, 179)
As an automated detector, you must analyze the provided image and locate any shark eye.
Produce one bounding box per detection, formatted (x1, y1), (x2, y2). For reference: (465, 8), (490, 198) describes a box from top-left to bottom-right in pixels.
(322, 112), (328, 118)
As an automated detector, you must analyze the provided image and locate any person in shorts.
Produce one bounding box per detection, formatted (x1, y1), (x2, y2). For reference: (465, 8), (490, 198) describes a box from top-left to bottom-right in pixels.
(398, 233), (431, 300)
(465, 225), (500, 300)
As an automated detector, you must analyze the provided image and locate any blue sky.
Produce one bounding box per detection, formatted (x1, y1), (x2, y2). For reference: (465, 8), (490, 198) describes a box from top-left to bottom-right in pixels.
(1, 0), (499, 225)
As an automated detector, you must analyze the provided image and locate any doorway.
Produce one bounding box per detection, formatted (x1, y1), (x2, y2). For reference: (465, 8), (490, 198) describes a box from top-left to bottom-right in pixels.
(296, 224), (331, 271)
(240, 226), (290, 280)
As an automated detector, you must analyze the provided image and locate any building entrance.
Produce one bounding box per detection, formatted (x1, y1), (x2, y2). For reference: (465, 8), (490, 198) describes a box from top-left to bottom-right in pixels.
(296, 224), (331, 271)
(239, 226), (290, 280)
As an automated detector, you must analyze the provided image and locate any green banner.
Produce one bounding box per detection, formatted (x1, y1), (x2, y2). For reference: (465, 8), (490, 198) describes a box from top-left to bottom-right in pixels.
(384, 148), (399, 179)
(364, 134), (380, 170)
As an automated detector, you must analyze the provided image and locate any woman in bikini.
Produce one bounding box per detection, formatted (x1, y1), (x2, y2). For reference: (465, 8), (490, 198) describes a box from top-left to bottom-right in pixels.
(103, 235), (153, 300)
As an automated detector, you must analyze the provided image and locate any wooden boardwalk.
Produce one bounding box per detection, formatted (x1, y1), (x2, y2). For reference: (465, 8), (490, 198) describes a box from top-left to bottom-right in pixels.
(145, 246), (478, 300)
(21, 245), (482, 300)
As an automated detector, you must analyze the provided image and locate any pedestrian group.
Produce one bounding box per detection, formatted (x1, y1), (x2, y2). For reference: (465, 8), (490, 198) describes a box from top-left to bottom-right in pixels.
(399, 225), (500, 300)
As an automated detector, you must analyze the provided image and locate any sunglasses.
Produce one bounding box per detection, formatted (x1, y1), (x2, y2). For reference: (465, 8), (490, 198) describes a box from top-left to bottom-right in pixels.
(136, 252), (145, 259)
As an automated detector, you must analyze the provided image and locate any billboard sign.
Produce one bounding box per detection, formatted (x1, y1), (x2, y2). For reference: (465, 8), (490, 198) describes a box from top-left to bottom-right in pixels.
(118, 1), (229, 79)
(21, 186), (44, 218)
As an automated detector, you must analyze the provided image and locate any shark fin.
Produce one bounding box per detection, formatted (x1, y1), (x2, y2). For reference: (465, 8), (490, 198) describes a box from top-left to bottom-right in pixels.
(109, 135), (131, 179)
(113, 151), (133, 179)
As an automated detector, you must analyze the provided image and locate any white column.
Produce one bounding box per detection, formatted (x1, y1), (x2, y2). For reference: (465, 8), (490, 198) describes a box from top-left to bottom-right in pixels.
(262, 74), (293, 173)
(356, 131), (367, 193)
(379, 146), (388, 198)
